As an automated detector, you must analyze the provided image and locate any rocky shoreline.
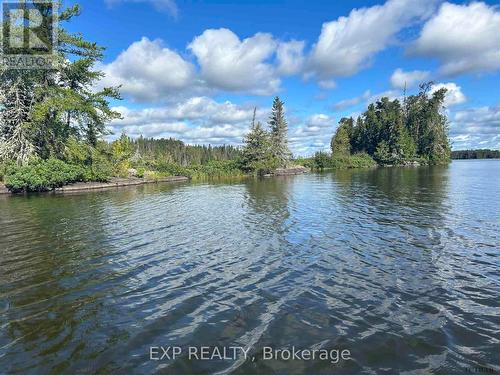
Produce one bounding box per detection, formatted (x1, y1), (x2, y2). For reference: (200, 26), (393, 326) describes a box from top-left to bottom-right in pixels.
(271, 166), (309, 176)
(0, 167), (311, 195)
(0, 176), (190, 195)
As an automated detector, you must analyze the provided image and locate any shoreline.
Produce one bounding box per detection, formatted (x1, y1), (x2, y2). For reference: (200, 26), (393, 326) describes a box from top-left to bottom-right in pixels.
(0, 167), (309, 195)
(0, 176), (190, 195)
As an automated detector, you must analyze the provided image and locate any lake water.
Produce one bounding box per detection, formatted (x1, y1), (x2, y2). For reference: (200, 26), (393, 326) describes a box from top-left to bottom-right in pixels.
(0, 160), (499, 374)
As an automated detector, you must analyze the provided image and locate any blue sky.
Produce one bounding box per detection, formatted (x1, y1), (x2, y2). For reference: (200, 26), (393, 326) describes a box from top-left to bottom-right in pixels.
(67, 0), (500, 154)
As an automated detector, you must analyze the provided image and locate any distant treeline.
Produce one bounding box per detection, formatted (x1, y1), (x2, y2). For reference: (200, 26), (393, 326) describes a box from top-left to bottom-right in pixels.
(132, 136), (241, 166)
(451, 149), (500, 159)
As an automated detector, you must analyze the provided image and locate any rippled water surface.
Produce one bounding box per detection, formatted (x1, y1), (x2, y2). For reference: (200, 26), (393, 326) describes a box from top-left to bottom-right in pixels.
(1, 160), (499, 374)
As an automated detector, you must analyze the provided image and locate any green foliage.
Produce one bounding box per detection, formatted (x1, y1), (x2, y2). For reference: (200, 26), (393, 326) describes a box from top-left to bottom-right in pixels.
(330, 83), (451, 166)
(87, 149), (113, 182)
(241, 109), (277, 174)
(136, 167), (146, 178)
(240, 101), (290, 174)
(187, 160), (244, 179)
(143, 170), (162, 181)
(4, 158), (89, 192)
(63, 138), (112, 181)
(269, 97), (291, 167)
(305, 152), (377, 170)
(331, 122), (351, 157)
(330, 153), (377, 169)
(149, 160), (190, 177)
(313, 151), (330, 170)
(133, 136), (241, 166)
(452, 149), (500, 159)
(294, 157), (314, 169)
(0, 1), (121, 164)
(374, 141), (392, 164)
(241, 112), (271, 171)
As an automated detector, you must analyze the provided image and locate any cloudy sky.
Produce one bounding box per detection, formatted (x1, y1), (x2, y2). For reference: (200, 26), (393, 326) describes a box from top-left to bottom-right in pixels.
(71, 0), (500, 155)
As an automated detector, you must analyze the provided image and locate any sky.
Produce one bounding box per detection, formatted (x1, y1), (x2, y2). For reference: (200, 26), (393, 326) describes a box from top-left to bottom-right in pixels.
(67, 0), (500, 155)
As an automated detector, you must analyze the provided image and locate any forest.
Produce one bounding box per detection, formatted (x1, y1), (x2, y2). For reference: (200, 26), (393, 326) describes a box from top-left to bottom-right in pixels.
(451, 149), (500, 159)
(0, 1), (454, 193)
(308, 83), (452, 171)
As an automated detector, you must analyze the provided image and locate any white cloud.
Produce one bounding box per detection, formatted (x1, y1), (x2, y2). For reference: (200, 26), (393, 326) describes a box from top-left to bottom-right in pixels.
(450, 105), (500, 149)
(111, 97), (258, 127)
(412, 2), (500, 75)
(276, 40), (305, 76)
(98, 30), (307, 102)
(318, 80), (337, 90)
(332, 90), (371, 111)
(99, 37), (197, 102)
(430, 82), (466, 107)
(188, 28), (280, 95)
(105, 0), (178, 17)
(367, 89), (403, 104)
(289, 114), (337, 155)
(307, 114), (335, 128)
(390, 68), (430, 89)
(108, 97), (261, 144)
(308, 0), (437, 81)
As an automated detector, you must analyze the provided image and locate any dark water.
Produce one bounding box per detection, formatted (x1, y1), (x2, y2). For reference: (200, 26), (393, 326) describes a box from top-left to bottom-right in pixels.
(0, 160), (499, 374)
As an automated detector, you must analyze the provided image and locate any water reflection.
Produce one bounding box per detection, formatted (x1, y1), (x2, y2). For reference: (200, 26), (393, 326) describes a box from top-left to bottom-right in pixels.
(0, 161), (499, 374)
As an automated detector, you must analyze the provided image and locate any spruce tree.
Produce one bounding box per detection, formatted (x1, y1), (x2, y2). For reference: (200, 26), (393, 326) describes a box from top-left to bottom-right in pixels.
(268, 97), (291, 167)
(242, 108), (270, 170)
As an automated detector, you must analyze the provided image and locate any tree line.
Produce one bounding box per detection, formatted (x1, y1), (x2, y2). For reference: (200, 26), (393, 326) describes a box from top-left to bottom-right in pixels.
(132, 136), (240, 166)
(451, 149), (500, 159)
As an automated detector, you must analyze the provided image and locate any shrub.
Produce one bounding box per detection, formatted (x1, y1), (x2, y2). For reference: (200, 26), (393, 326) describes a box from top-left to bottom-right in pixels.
(143, 170), (161, 181)
(136, 167), (146, 178)
(81, 148), (113, 182)
(348, 153), (377, 168)
(5, 159), (88, 192)
(313, 151), (330, 170)
(148, 160), (189, 177)
(187, 160), (243, 179)
(63, 139), (112, 182)
(64, 138), (92, 165)
(0, 160), (16, 182)
(294, 157), (314, 169)
(330, 153), (377, 169)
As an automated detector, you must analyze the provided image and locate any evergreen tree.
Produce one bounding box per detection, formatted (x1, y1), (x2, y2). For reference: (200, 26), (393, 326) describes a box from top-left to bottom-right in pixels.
(374, 140), (391, 164)
(242, 121), (270, 169)
(0, 1), (121, 164)
(340, 82), (450, 165)
(268, 97), (291, 167)
(241, 108), (271, 171)
(331, 122), (351, 157)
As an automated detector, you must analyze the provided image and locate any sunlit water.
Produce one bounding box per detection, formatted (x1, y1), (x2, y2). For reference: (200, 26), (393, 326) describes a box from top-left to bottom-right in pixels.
(0, 160), (499, 374)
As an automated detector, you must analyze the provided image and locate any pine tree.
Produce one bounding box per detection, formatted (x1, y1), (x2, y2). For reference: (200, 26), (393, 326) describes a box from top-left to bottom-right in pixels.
(268, 97), (291, 167)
